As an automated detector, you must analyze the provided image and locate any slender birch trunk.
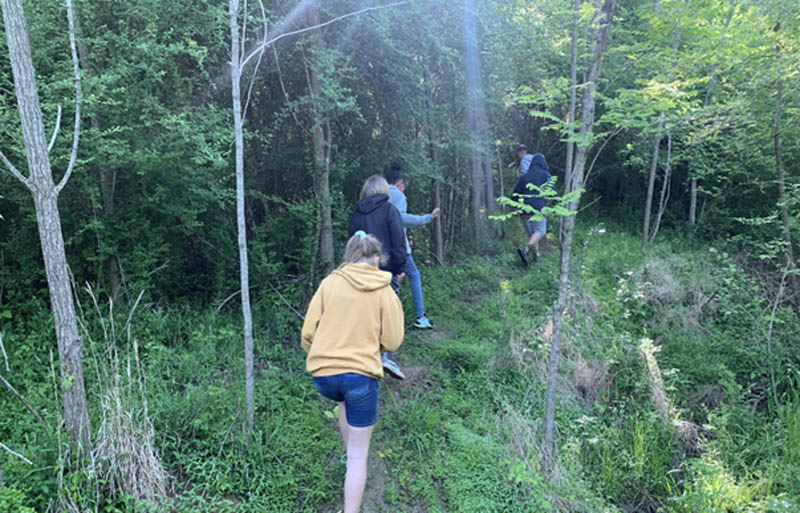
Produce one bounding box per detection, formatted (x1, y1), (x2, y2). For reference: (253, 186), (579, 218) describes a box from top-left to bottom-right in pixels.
(228, 0), (255, 434)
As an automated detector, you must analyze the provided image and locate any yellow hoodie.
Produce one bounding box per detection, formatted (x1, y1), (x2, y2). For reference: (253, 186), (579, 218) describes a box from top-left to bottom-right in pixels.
(301, 263), (404, 379)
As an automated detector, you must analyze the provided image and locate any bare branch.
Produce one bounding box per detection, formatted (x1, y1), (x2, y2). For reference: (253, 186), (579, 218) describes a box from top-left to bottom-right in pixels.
(0, 332), (8, 372)
(240, 0), (409, 70)
(242, 0), (269, 123)
(272, 45), (307, 131)
(0, 149), (30, 187)
(0, 442), (32, 465)
(55, 0), (82, 196)
(0, 372), (52, 433)
(269, 282), (305, 320)
(48, 105), (62, 153)
(582, 126), (622, 188)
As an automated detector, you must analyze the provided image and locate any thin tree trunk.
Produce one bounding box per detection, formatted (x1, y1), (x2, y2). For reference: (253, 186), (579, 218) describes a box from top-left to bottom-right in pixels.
(308, 6), (334, 274)
(561, 0), (580, 243)
(773, 45), (793, 268)
(484, 152), (494, 217)
(1, 0), (90, 446)
(644, 28), (680, 246)
(229, 0), (255, 434)
(564, 0), (580, 191)
(496, 144), (507, 239)
(430, 140), (444, 264)
(464, 0), (487, 244)
(434, 178), (444, 264)
(643, 121), (663, 246)
(544, 0), (616, 474)
(650, 131), (671, 243)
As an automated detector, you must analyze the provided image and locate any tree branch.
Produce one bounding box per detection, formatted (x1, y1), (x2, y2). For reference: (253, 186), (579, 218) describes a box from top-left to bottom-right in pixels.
(0, 442), (32, 465)
(55, 0), (82, 196)
(269, 282), (305, 320)
(47, 105), (62, 153)
(240, 0), (409, 70)
(0, 373), (52, 433)
(0, 332), (8, 372)
(582, 126), (622, 188)
(0, 149), (30, 187)
(242, 0), (269, 124)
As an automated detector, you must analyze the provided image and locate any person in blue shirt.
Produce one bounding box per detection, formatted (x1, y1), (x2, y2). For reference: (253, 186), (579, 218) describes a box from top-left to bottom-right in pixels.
(385, 164), (440, 329)
(512, 151), (552, 266)
(516, 144), (534, 178)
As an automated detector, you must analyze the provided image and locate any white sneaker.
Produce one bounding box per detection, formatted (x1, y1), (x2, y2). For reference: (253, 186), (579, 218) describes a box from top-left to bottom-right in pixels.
(382, 353), (405, 379)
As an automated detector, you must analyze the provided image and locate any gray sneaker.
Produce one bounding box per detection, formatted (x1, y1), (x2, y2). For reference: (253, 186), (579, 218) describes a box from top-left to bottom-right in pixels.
(382, 353), (405, 379)
(414, 316), (434, 329)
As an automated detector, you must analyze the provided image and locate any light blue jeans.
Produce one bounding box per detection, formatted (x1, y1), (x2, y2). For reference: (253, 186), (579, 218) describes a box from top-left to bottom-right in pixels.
(404, 253), (425, 318)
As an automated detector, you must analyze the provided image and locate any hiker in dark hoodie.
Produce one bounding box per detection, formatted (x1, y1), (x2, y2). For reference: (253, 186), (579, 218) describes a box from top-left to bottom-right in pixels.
(349, 175), (407, 379)
(512, 152), (552, 266)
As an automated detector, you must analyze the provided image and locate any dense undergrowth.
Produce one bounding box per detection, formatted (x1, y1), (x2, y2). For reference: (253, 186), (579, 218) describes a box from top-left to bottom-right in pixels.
(1, 221), (799, 512)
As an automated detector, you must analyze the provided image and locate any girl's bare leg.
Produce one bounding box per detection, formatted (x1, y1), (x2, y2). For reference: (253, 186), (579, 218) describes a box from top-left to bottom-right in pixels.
(343, 423), (375, 513)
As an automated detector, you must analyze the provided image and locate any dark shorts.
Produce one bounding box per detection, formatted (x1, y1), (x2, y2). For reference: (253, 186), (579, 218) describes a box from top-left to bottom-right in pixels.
(313, 373), (379, 427)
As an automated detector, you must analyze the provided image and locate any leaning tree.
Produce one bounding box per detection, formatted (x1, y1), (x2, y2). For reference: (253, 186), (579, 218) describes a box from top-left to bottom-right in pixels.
(1, 0), (90, 445)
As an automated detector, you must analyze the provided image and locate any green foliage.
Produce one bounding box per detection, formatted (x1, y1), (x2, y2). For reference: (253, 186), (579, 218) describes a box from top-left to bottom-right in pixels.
(0, 486), (35, 513)
(493, 177), (583, 223)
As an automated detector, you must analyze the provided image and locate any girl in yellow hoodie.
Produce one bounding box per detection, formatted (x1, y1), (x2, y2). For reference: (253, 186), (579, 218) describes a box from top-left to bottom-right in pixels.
(301, 231), (404, 513)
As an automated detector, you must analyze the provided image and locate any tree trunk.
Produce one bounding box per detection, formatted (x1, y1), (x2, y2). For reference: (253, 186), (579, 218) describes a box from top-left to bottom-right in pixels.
(464, 0), (487, 244)
(544, 0), (616, 474)
(645, 29), (680, 246)
(650, 131), (672, 243)
(773, 46), (793, 268)
(1, 0), (90, 446)
(643, 121), (663, 247)
(434, 178), (444, 264)
(308, 6), (334, 274)
(228, 0), (255, 434)
(564, 0), (580, 191)
(483, 150), (494, 217)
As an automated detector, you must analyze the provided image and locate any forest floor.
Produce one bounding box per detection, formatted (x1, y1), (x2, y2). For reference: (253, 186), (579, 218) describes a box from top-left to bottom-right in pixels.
(2, 221), (799, 513)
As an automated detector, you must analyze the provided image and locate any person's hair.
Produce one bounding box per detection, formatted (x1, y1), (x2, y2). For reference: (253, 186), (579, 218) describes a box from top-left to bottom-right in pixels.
(360, 175), (391, 199)
(342, 232), (385, 266)
(385, 163), (406, 186)
(516, 144), (527, 154)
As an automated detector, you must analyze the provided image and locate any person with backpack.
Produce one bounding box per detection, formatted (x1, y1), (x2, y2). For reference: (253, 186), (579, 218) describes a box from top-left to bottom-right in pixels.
(513, 152), (552, 266)
(301, 231), (404, 513)
(385, 164), (440, 329)
(348, 175), (407, 379)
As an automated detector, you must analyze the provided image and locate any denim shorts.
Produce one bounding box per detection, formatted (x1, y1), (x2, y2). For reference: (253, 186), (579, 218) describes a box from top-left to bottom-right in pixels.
(313, 373), (379, 427)
(521, 215), (547, 237)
